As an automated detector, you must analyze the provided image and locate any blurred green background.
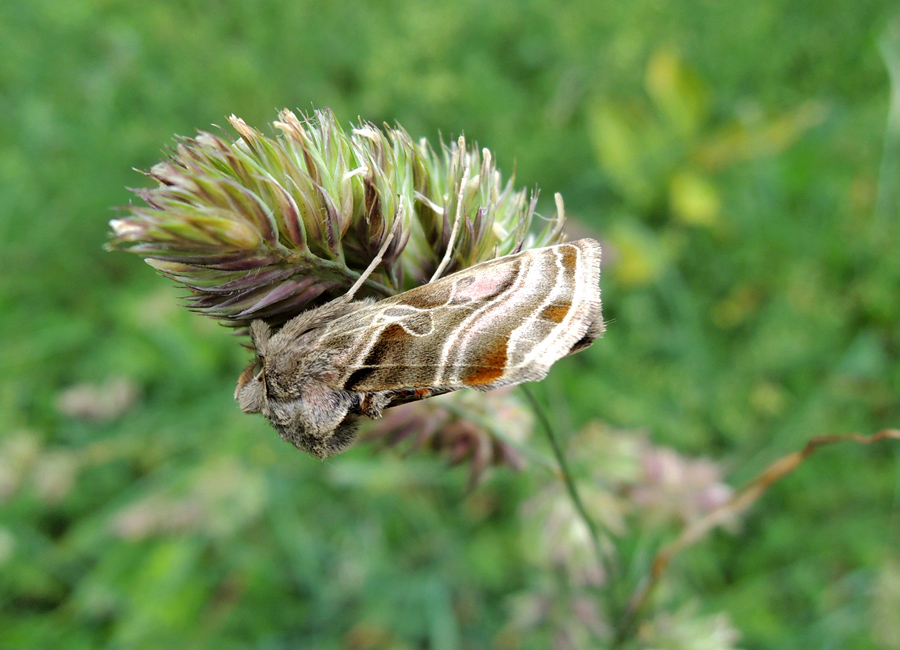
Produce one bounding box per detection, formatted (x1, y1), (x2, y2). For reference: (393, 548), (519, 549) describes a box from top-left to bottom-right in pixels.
(2, 0), (899, 648)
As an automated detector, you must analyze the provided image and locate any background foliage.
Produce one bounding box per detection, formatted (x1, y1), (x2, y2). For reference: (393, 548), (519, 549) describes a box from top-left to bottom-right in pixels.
(1, 0), (899, 648)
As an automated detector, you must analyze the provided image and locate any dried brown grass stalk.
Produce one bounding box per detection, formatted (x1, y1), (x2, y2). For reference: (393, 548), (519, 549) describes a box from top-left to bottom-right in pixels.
(614, 429), (900, 644)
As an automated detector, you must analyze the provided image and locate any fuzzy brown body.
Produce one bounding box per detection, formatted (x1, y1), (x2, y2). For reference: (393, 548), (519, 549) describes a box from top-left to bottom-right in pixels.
(236, 239), (604, 458)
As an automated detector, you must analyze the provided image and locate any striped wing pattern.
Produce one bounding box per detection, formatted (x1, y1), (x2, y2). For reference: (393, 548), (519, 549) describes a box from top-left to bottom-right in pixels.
(320, 239), (603, 393)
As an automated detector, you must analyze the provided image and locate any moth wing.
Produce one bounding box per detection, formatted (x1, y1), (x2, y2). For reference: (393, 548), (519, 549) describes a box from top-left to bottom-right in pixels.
(321, 239), (603, 395)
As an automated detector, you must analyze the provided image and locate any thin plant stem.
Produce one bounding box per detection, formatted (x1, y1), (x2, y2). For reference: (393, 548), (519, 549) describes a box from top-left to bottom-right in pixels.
(437, 400), (558, 474)
(520, 385), (617, 590)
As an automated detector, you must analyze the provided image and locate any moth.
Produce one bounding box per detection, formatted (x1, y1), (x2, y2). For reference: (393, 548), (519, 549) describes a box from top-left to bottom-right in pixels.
(235, 238), (604, 458)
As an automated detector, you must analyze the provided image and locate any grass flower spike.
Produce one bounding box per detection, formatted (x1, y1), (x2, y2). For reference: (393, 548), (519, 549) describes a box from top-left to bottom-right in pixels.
(109, 108), (565, 327)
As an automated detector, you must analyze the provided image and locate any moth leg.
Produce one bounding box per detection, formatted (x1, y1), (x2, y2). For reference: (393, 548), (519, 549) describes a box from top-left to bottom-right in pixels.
(357, 391), (392, 420)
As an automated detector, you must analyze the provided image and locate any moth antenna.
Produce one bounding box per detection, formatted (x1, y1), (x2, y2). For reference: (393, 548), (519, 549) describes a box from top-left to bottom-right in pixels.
(430, 135), (469, 283)
(345, 195), (405, 301)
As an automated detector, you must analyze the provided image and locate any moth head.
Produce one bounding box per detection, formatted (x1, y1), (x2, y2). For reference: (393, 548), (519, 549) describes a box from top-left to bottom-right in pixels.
(234, 320), (272, 414)
(235, 362), (264, 413)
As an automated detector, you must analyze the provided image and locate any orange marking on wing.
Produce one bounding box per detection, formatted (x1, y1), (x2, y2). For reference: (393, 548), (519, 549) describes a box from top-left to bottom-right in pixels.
(540, 302), (571, 323)
(462, 340), (508, 386)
